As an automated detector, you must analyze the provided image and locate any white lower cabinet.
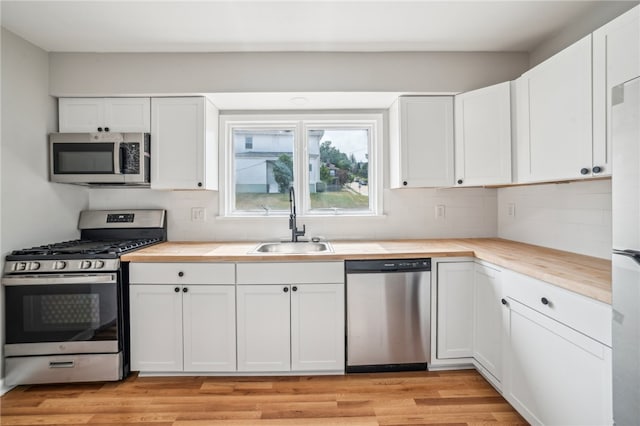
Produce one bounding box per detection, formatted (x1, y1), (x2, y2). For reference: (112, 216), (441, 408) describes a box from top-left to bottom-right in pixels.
(182, 285), (236, 372)
(435, 260), (612, 425)
(436, 261), (474, 359)
(129, 263), (236, 373)
(503, 299), (612, 425)
(236, 283), (345, 373)
(236, 262), (345, 373)
(472, 263), (503, 385)
(130, 284), (184, 372)
(236, 285), (291, 372)
(291, 283), (345, 371)
(502, 270), (612, 425)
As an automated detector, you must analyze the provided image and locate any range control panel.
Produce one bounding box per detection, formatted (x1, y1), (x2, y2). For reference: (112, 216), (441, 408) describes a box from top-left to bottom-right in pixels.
(106, 213), (135, 223)
(345, 258), (432, 273)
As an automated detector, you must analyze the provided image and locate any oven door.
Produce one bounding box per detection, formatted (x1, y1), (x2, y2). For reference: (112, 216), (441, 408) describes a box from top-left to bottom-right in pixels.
(3, 273), (120, 356)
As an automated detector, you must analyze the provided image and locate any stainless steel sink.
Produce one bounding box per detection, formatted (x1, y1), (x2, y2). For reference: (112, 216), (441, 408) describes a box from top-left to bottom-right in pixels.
(251, 241), (333, 254)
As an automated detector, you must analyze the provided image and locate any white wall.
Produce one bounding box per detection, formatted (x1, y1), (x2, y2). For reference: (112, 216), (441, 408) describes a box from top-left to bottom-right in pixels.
(529, 1), (637, 66)
(49, 51), (529, 96)
(49, 50), (522, 242)
(0, 28), (89, 387)
(497, 180), (611, 259)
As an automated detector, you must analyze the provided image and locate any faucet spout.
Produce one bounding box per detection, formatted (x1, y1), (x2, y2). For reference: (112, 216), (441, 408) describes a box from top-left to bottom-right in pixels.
(288, 187), (306, 242)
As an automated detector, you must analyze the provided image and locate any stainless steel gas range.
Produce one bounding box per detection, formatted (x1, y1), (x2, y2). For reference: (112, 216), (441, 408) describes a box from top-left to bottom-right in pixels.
(2, 209), (166, 385)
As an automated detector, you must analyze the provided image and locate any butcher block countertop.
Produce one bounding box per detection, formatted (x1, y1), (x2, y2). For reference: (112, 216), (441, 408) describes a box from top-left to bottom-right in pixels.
(122, 238), (612, 304)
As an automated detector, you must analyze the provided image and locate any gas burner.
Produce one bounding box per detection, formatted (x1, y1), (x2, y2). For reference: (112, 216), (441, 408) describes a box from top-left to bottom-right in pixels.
(4, 210), (167, 273)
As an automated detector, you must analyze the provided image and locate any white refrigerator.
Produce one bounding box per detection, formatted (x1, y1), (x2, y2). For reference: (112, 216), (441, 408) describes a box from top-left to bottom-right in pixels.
(612, 76), (640, 425)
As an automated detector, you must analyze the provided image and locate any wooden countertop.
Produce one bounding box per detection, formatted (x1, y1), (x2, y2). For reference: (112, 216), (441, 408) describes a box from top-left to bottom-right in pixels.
(122, 238), (612, 304)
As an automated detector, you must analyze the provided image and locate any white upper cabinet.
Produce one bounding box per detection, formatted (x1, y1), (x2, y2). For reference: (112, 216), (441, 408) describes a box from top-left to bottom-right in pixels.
(151, 97), (218, 190)
(454, 82), (512, 186)
(59, 98), (151, 133)
(389, 96), (454, 188)
(593, 5), (640, 177)
(515, 35), (594, 183)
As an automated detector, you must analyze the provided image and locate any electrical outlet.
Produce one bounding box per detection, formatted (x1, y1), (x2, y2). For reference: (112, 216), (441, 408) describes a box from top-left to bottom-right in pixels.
(435, 204), (446, 219)
(191, 207), (206, 222)
(507, 203), (516, 217)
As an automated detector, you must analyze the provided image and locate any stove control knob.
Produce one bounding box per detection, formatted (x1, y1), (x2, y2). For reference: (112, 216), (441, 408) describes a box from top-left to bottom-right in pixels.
(80, 260), (92, 270)
(54, 261), (67, 270)
(29, 262), (41, 271)
(94, 260), (105, 269)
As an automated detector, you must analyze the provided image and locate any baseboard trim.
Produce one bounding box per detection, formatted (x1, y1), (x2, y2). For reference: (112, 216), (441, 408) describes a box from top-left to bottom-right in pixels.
(0, 378), (15, 396)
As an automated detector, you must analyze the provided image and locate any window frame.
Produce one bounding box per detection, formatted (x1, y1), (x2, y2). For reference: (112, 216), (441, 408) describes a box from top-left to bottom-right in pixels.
(220, 112), (383, 218)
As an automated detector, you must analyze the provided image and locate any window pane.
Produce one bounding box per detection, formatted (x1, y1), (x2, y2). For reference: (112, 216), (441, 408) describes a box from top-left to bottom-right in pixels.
(233, 128), (294, 211)
(308, 129), (369, 211)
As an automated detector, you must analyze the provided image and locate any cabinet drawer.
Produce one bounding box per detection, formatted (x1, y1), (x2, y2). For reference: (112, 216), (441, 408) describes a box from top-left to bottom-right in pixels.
(130, 263), (235, 285)
(236, 262), (344, 284)
(503, 270), (611, 346)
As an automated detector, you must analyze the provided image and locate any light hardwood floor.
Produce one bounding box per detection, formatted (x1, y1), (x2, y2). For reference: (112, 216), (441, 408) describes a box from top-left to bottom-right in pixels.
(1, 370), (527, 425)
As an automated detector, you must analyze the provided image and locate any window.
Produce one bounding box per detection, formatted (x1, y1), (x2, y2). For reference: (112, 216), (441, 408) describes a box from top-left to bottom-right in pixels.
(244, 136), (253, 150)
(221, 113), (382, 216)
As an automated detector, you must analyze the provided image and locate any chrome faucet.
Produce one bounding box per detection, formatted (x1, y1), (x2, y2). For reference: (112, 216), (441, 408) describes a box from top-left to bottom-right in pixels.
(289, 187), (306, 242)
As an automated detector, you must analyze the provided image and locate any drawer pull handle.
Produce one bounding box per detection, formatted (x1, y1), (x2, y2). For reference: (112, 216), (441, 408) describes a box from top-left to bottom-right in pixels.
(283, 287), (289, 293)
(174, 287), (180, 293)
(49, 361), (74, 368)
(501, 298), (508, 306)
(183, 287), (188, 293)
(541, 297), (550, 306)
(178, 271), (184, 277)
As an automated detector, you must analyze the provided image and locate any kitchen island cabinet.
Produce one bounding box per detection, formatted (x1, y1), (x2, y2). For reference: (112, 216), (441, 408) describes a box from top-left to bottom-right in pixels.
(129, 263), (236, 373)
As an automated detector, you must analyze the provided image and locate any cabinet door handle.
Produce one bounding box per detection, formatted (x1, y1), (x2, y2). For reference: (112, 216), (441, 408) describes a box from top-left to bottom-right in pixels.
(292, 286), (298, 292)
(580, 167), (590, 175)
(541, 297), (550, 306)
(403, 181), (408, 186)
(104, 127), (110, 132)
(283, 287), (289, 293)
(178, 271), (184, 277)
(197, 182), (203, 187)
(457, 179), (463, 185)
(501, 298), (508, 306)
(174, 287), (180, 293)
(97, 127), (103, 132)
(592, 166), (602, 174)
(183, 287), (188, 293)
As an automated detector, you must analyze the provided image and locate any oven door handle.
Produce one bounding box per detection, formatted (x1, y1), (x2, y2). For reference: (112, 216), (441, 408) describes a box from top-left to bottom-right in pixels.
(2, 274), (118, 286)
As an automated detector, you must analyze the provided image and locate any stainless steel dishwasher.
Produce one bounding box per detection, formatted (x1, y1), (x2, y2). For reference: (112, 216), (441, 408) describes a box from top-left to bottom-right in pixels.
(345, 258), (431, 373)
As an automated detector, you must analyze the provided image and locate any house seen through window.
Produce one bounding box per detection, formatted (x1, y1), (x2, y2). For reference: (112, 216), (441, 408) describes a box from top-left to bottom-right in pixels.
(223, 114), (381, 216)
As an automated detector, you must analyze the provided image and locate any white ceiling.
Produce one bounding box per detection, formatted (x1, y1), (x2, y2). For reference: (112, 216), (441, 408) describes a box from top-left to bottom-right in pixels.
(0, 0), (631, 53)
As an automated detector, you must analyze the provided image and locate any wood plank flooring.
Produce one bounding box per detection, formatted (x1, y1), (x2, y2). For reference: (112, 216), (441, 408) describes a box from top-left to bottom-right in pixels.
(1, 370), (528, 425)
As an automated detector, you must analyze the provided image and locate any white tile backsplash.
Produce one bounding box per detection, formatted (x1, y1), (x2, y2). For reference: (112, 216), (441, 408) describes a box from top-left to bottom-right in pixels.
(89, 187), (498, 242)
(89, 180), (612, 259)
(497, 180), (612, 259)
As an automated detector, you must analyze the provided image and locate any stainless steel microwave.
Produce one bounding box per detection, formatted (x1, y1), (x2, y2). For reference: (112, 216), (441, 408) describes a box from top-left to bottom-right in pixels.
(49, 132), (150, 185)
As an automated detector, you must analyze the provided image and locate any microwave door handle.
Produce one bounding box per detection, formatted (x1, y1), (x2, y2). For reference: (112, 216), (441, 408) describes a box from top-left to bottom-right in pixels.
(115, 142), (124, 174)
